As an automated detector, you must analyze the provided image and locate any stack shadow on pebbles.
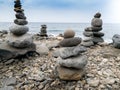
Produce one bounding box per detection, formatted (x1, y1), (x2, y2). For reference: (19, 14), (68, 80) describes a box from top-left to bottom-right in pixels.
(53, 29), (88, 80)
(82, 12), (104, 47)
(0, 0), (36, 61)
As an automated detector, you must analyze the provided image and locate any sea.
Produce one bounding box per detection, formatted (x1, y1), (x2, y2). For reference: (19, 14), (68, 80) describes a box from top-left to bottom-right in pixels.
(0, 22), (120, 43)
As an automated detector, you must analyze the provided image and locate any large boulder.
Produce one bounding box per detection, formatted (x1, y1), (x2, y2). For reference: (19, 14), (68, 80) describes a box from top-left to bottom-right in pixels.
(59, 37), (82, 47)
(56, 66), (85, 80)
(53, 45), (87, 58)
(112, 34), (120, 48)
(64, 29), (75, 38)
(0, 42), (36, 61)
(9, 25), (29, 36)
(91, 18), (103, 27)
(57, 55), (88, 69)
(6, 33), (33, 49)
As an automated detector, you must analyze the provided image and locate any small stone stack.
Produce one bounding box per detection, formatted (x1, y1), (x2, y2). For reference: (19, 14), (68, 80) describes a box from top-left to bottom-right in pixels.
(59, 29), (81, 47)
(112, 34), (120, 49)
(0, 0), (36, 61)
(82, 12), (104, 47)
(55, 29), (88, 80)
(40, 25), (48, 37)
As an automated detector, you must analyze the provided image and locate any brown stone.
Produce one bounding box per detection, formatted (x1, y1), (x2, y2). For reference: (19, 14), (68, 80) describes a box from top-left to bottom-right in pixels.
(64, 29), (75, 38)
(57, 66), (85, 80)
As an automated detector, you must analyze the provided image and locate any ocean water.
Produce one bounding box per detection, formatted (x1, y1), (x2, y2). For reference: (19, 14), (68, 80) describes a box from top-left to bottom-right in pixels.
(0, 22), (120, 43)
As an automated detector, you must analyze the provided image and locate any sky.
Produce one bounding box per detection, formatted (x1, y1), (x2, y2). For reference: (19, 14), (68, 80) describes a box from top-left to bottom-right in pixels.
(0, 0), (120, 23)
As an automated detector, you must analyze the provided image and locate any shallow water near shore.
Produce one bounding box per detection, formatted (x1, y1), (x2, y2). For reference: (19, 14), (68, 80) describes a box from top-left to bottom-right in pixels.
(0, 22), (120, 43)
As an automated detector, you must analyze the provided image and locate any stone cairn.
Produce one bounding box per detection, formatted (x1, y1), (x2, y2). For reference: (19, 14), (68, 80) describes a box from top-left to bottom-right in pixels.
(112, 34), (120, 49)
(53, 29), (88, 80)
(40, 24), (48, 37)
(82, 12), (104, 47)
(0, 0), (36, 61)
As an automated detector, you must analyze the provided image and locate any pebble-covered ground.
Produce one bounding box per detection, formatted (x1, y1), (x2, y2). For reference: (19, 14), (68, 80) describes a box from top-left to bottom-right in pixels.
(0, 38), (120, 90)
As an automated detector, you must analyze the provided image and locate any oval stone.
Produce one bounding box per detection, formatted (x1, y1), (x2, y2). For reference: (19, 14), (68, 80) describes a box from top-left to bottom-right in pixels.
(9, 25), (29, 36)
(64, 29), (75, 38)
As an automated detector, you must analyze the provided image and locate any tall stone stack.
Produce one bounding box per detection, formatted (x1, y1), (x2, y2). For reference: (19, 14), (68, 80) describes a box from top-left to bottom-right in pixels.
(54, 29), (88, 80)
(0, 0), (36, 61)
(82, 12), (104, 47)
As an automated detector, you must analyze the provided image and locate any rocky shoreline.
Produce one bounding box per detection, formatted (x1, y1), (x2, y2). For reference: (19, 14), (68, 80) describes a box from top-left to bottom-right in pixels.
(0, 33), (120, 90)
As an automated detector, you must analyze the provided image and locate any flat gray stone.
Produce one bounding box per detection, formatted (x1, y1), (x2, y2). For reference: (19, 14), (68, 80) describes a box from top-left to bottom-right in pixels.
(0, 42), (36, 61)
(92, 37), (104, 44)
(93, 32), (104, 37)
(53, 45), (87, 58)
(7, 33), (33, 49)
(9, 25), (29, 36)
(14, 19), (28, 25)
(57, 55), (88, 69)
(59, 37), (82, 47)
(15, 12), (26, 19)
(85, 27), (102, 32)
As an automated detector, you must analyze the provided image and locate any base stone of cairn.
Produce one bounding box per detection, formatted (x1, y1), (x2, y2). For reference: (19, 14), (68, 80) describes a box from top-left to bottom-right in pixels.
(112, 34), (120, 49)
(54, 29), (88, 80)
(0, 0), (36, 61)
(82, 12), (104, 47)
(40, 25), (48, 37)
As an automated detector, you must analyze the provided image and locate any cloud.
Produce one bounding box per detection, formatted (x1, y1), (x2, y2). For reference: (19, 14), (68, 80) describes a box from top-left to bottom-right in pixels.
(0, 0), (120, 23)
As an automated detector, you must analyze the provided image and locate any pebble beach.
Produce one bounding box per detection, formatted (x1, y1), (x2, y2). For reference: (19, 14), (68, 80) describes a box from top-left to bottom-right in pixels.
(0, 33), (120, 90)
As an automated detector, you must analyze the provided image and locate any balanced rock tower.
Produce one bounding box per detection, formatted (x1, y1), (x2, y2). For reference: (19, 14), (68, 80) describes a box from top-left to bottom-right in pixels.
(82, 12), (104, 47)
(40, 24), (48, 37)
(0, 0), (36, 61)
(54, 29), (88, 80)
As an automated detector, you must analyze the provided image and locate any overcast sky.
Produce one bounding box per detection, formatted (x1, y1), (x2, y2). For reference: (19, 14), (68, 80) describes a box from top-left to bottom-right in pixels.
(0, 0), (120, 23)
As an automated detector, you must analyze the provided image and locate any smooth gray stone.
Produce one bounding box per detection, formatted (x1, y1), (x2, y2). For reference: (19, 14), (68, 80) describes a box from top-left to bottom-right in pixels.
(53, 45), (87, 58)
(91, 18), (103, 27)
(15, 12), (26, 19)
(59, 37), (82, 47)
(92, 37), (104, 44)
(57, 55), (88, 69)
(9, 25), (29, 36)
(85, 27), (102, 32)
(112, 34), (120, 48)
(93, 32), (104, 37)
(14, 19), (28, 25)
(7, 33), (33, 49)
